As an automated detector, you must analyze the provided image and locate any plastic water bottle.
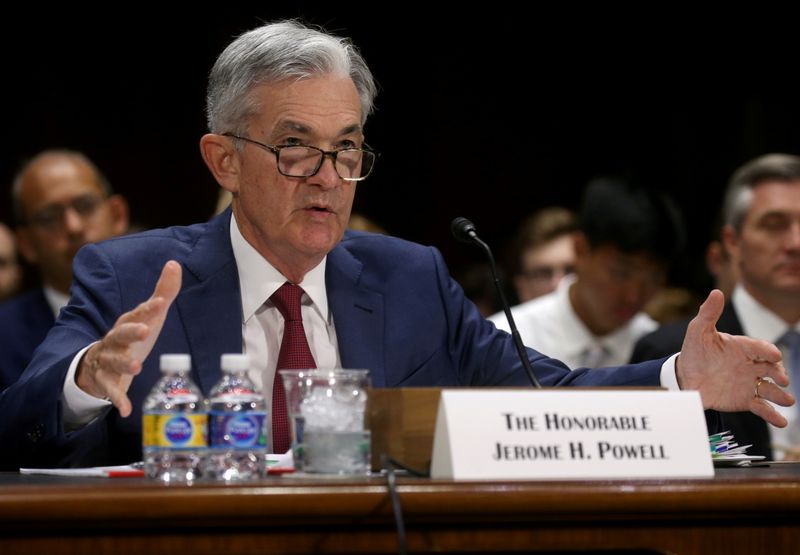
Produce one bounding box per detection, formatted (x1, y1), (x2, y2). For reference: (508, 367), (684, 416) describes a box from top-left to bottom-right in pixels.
(142, 354), (207, 482)
(204, 353), (267, 480)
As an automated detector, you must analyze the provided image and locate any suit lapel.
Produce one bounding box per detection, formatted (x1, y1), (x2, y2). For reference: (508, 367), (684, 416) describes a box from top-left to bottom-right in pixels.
(326, 240), (386, 387)
(175, 210), (242, 393)
(171, 218), (388, 390)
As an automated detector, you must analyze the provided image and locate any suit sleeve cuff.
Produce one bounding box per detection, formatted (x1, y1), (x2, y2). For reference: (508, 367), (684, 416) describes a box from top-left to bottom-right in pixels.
(62, 342), (111, 428)
(659, 353), (681, 391)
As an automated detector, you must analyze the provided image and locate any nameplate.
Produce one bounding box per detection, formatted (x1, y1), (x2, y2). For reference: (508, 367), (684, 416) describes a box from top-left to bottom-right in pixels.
(430, 389), (713, 480)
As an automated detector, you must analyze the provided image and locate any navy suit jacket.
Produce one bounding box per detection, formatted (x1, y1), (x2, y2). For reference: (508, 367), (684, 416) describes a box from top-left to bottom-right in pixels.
(631, 304), (771, 459)
(0, 289), (54, 391)
(0, 210), (665, 469)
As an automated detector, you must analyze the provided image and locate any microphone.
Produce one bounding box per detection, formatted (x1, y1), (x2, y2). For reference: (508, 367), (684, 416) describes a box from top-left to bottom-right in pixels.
(450, 217), (541, 388)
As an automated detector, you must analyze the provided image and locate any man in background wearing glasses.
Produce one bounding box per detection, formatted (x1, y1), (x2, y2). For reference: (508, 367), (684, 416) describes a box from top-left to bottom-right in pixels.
(0, 150), (128, 391)
(0, 21), (792, 469)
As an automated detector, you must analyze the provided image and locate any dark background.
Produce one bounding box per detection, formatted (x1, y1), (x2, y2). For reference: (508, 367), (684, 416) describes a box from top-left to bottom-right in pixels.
(3, 8), (799, 295)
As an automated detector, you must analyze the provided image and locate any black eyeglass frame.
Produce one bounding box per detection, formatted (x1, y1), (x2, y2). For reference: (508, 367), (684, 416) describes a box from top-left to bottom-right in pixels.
(222, 133), (378, 182)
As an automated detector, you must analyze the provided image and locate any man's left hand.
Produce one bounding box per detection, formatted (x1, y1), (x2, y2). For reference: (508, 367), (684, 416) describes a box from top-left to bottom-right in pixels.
(677, 289), (795, 427)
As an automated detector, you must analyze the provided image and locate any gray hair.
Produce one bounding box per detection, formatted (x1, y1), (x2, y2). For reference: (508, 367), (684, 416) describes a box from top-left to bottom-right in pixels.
(206, 20), (377, 134)
(11, 149), (112, 225)
(722, 153), (800, 232)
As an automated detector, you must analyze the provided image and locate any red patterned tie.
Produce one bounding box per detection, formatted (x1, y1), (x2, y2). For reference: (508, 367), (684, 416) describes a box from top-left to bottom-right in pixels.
(270, 282), (316, 453)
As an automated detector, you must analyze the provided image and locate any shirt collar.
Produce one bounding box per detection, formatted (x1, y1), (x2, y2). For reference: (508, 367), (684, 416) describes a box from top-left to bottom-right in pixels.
(230, 215), (329, 324)
(43, 285), (69, 319)
(557, 275), (597, 358)
(733, 284), (799, 342)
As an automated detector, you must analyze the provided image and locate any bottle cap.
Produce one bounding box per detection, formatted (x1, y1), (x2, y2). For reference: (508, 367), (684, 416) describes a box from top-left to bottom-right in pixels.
(160, 353), (191, 372)
(221, 353), (250, 373)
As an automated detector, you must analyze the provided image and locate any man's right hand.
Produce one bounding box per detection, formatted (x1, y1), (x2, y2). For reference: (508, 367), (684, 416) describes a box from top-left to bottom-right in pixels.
(76, 260), (182, 417)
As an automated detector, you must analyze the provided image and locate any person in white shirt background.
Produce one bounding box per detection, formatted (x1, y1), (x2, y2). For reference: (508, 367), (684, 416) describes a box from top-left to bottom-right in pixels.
(490, 177), (684, 369)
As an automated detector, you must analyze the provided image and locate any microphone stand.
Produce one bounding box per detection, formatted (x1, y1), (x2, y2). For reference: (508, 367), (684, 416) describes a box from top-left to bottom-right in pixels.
(453, 218), (542, 388)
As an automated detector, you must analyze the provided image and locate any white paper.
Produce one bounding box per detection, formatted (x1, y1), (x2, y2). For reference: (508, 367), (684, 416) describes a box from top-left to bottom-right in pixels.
(21, 451), (294, 478)
(20, 464), (142, 477)
(267, 450), (294, 469)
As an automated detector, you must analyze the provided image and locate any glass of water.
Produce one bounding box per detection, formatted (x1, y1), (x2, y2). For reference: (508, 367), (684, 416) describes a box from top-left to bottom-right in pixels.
(278, 369), (371, 475)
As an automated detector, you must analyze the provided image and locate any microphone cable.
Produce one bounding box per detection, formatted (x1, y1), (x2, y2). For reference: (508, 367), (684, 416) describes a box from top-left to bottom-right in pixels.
(381, 453), (407, 555)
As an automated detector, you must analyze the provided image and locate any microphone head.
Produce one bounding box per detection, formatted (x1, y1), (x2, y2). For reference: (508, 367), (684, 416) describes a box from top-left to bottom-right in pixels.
(451, 217), (477, 243)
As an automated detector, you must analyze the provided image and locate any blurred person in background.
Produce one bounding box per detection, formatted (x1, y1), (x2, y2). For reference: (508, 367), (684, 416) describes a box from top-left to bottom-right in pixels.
(458, 208), (575, 317)
(491, 178), (684, 368)
(0, 222), (21, 303)
(0, 150), (129, 390)
(508, 207), (577, 304)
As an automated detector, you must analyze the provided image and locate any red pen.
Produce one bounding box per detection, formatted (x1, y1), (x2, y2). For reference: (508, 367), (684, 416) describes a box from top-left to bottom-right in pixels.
(267, 467), (295, 475)
(106, 470), (145, 478)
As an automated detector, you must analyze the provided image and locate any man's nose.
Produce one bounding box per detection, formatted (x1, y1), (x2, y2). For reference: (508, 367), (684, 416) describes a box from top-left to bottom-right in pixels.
(312, 155), (343, 189)
(787, 221), (800, 250)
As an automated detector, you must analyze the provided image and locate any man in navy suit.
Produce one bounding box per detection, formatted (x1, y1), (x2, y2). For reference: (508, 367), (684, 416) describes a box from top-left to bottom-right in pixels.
(0, 151), (128, 391)
(0, 21), (792, 469)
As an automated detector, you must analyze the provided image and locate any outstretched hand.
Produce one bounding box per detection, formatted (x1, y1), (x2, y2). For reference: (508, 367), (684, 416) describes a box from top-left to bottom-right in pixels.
(676, 289), (795, 427)
(75, 260), (182, 417)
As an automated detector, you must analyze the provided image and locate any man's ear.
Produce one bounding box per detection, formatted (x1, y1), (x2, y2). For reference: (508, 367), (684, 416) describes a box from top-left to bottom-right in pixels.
(106, 194), (129, 235)
(200, 134), (241, 194)
(721, 224), (739, 258)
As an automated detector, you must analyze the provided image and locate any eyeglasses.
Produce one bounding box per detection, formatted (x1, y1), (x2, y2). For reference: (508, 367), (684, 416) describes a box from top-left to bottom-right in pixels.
(606, 260), (666, 289)
(521, 265), (576, 283)
(223, 133), (377, 181)
(25, 194), (106, 232)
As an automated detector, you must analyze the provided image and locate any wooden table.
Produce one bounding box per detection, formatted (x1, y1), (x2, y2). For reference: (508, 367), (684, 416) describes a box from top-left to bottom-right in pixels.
(1, 466), (799, 554)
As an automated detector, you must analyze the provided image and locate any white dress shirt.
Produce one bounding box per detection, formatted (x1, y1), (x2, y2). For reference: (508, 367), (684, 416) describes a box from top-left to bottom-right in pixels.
(231, 215), (341, 411)
(732, 285), (800, 457)
(42, 285), (69, 319)
(62, 214), (341, 429)
(489, 275), (659, 369)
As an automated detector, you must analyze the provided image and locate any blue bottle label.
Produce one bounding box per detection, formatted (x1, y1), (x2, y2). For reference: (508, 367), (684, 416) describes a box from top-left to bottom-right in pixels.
(208, 412), (267, 448)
